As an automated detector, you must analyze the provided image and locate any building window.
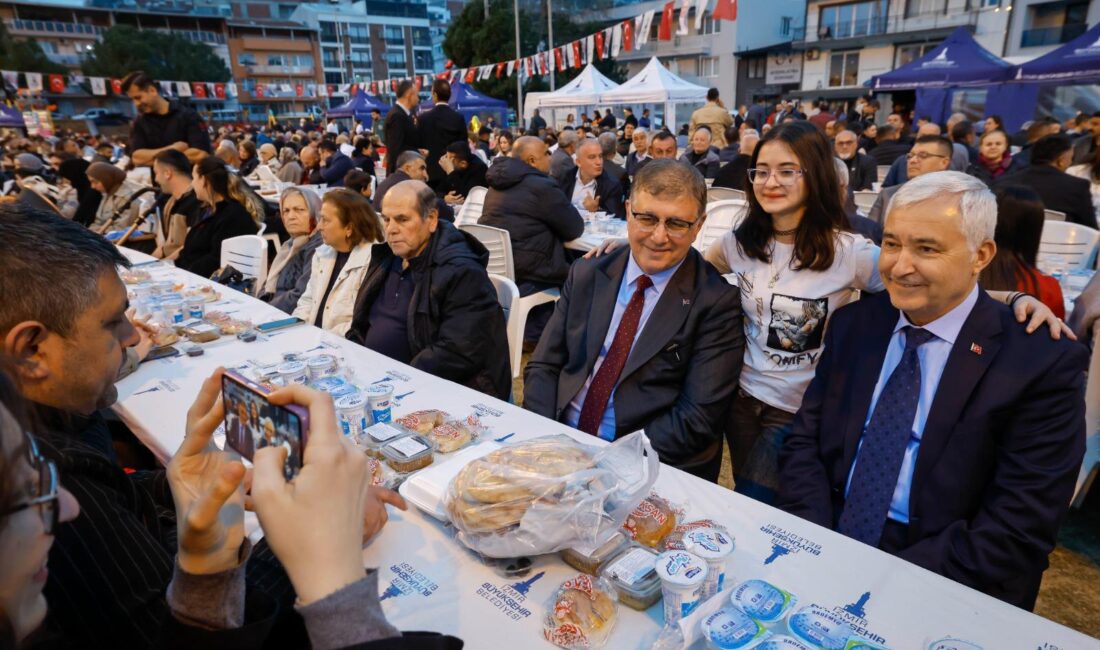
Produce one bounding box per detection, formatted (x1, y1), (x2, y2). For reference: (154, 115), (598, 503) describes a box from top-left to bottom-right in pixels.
(1021, 0), (1090, 47)
(237, 52), (257, 66)
(383, 26), (405, 45)
(385, 50), (407, 68)
(267, 54), (286, 66)
(905, 0), (947, 18)
(746, 57), (766, 79)
(348, 24), (369, 42)
(319, 21), (338, 41)
(781, 16), (792, 35)
(322, 47), (341, 68)
(414, 50), (433, 70)
(828, 50), (860, 86)
(295, 54), (314, 68)
(697, 56), (719, 77)
(412, 27), (431, 47)
(324, 71), (344, 85)
(818, 0), (888, 39)
(349, 50), (371, 68)
(895, 43), (935, 67)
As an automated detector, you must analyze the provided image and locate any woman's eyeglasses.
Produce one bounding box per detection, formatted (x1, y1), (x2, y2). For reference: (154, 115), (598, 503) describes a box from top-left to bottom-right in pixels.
(1, 433), (61, 535)
(747, 168), (805, 186)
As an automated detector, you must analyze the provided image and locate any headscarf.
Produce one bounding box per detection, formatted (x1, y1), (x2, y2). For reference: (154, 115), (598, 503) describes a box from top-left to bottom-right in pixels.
(86, 162), (125, 195)
(278, 186), (322, 231)
(58, 158), (92, 202)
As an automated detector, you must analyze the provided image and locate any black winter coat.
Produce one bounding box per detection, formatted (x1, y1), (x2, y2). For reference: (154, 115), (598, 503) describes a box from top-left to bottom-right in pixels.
(347, 221), (511, 400)
(176, 199), (258, 279)
(478, 157), (585, 287)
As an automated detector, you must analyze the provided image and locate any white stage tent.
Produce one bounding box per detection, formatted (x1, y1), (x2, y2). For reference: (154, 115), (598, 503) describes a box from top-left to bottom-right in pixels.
(597, 56), (709, 128)
(530, 64), (620, 108)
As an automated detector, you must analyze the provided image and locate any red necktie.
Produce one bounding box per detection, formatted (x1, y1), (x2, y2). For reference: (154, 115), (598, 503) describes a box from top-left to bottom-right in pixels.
(577, 275), (653, 436)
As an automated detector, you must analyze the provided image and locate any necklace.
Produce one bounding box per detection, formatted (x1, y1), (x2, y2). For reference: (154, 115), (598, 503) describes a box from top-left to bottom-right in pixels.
(774, 226), (798, 237)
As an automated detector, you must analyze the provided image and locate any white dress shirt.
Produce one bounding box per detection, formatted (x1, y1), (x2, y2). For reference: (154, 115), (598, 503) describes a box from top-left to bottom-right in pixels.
(570, 169), (598, 210)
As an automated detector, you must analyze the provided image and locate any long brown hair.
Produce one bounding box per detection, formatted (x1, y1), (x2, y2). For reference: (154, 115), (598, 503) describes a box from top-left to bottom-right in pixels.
(322, 189), (384, 247)
(735, 121), (850, 271)
(979, 185), (1045, 294)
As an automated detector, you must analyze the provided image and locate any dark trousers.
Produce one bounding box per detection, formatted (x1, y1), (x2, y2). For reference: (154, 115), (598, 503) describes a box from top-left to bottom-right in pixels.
(726, 388), (797, 505)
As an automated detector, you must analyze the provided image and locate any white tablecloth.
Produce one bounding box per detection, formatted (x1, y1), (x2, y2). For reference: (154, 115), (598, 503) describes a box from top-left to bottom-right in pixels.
(113, 249), (1097, 649)
(566, 219), (627, 252)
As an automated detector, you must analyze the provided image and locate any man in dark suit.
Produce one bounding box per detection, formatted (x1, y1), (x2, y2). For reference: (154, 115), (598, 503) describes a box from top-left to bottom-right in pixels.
(995, 134), (1097, 228)
(417, 78), (467, 191)
(554, 139), (625, 219)
(383, 80), (421, 175)
(778, 171), (1087, 610)
(525, 159), (744, 480)
(316, 140), (355, 187)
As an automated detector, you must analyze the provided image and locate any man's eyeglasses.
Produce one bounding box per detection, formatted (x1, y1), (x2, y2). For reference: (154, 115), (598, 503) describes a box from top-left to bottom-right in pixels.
(630, 212), (699, 237)
(906, 151), (947, 161)
(747, 168), (805, 186)
(0, 433), (61, 535)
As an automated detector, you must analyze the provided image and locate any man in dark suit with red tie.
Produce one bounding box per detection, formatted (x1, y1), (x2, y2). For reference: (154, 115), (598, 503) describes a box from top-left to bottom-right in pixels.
(524, 159), (744, 480)
(778, 171), (1087, 610)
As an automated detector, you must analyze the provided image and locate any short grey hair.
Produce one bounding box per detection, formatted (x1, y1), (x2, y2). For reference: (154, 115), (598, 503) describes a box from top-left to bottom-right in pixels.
(0, 203), (129, 337)
(833, 157), (849, 188)
(558, 130), (580, 149)
(887, 171), (996, 252)
(577, 138), (602, 157)
(597, 132), (618, 158)
(631, 158), (707, 217)
(395, 150), (424, 169)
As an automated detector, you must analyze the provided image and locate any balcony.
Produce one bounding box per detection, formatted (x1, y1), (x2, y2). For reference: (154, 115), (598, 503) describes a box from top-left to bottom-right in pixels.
(6, 19), (103, 37)
(791, 10), (978, 50)
(250, 64), (315, 75)
(1020, 23), (1088, 47)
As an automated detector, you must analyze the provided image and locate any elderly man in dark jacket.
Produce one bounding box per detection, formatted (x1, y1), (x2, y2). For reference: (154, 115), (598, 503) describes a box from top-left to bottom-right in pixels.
(479, 136), (585, 295)
(317, 140), (355, 187)
(347, 180), (511, 400)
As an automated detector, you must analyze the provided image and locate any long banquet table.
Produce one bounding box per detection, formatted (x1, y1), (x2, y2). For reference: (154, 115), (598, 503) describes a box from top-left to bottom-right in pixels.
(113, 248), (1098, 649)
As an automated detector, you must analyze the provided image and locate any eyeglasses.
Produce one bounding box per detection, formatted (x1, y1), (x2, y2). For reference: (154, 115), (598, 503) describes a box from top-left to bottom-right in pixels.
(747, 168), (805, 186)
(0, 433), (61, 535)
(906, 151), (947, 161)
(630, 212), (699, 237)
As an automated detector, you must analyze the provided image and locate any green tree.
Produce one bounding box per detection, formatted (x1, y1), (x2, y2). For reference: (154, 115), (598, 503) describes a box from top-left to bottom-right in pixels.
(0, 22), (66, 75)
(81, 25), (230, 82)
(442, 0), (624, 111)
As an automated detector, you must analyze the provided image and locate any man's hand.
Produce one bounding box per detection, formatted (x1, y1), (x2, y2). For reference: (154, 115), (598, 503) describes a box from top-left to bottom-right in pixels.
(438, 153), (455, 175)
(582, 193), (600, 212)
(168, 369), (247, 575)
(418, 148), (429, 158)
(252, 385), (406, 605)
(128, 309), (156, 362)
(583, 237), (627, 259)
(1014, 295), (1076, 341)
(171, 141), (190, 152)
(443, 191), (465, 206)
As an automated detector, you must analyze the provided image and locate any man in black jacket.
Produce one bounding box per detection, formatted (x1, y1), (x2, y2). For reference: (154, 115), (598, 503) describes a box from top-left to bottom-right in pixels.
(438, 141), (488, 206)
(480, 136), (585, 295)
(995, 134), (1098, 228)
(374, 151), (454, 223)
(122, 71), (211, 167)
(348, 180), (511, 400)
(317, 140), (355, 187)
(418, 79), (468, 191)
(555, 139), (625, 219)
(712, 129), (759, 192)
(383, 80), (421, 175)
(834, 126), (877, 191)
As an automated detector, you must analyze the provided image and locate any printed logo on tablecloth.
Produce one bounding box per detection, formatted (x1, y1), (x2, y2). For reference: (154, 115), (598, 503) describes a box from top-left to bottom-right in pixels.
(133, 378), (181, 396)
(384, 369), (412, 383)
(759, 523), (822, 564)
(379, 562), (439, 601)
(471, 403), (503, 418)
(475, 571), (544, 621)
(831, 591), (888, 647)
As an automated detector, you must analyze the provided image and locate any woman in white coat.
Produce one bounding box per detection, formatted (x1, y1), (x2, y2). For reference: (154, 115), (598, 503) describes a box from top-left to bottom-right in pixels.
(293, 188), (384, 335)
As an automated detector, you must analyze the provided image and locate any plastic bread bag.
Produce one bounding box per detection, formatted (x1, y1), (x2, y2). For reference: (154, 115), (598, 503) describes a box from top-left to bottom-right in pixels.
(542, 574), (619, 649)
(445, 431), (659, 558)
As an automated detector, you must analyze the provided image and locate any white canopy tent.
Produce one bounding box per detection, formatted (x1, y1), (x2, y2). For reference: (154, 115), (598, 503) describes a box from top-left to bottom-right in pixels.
(531, 64), (620, 108)
(597, 56), (709, 130)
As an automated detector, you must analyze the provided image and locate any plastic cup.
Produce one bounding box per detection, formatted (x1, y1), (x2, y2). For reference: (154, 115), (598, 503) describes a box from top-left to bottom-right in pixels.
(654, 550), (708, 626)
(683, 527), (734, 599)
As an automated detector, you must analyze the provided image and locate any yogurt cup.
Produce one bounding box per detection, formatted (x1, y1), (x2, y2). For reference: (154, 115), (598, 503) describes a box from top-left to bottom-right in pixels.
(654, 550), (708, 626)
(756, 636), (814, 650)
(365, 384), (394, 424)
(682, 527), (734, 598)
(927, 639), (985, 650)
(729, 579), (798, 624)
(786, 605), (855, 650)
(185, 297), (205, 320)
(702, 607), (771, 649)
(306, 354), (338, 380)
(277, 360), (308, 385)
(309, 376), (348, 394)
(335, 392), (368, 438)
(161, 297), (184, 324)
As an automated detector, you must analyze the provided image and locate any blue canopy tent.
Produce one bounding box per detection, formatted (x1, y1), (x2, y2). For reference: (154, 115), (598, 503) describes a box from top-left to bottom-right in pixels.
(868, 27), (1014, 126)
(326, 90), (390, 127)
(1012, 21), (1100, 84)
(421, 82), (508, 127)
(0, 104), (23, 129)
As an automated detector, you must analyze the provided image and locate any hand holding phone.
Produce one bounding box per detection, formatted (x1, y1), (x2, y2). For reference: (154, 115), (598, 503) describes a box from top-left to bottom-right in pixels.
(221, 370), (309, 480)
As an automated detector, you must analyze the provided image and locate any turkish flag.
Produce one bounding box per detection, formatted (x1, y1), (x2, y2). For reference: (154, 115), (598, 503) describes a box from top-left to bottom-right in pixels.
(465, 68), (476, 83)
(659, 1), (674, 40)
(48, 74), (65, 93)
(571, 42), (582, 68)
(623, 20), (634, 51)
(192, 82), (207, 98)
(295, 83), (304, 97)
(554, 48), (563, 72)
(712, 0), (737, 20)
(254, 83), (264, 98)
(595, 32), (605, 59)
(495, 62), (505, 78)
(110, 78), (123, 94)
(414, 76), (422, 91)
(214, 82), (226, 99)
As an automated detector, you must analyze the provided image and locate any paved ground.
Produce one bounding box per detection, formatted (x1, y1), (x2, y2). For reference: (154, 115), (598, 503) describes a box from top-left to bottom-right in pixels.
(511, 362), (1100, 640)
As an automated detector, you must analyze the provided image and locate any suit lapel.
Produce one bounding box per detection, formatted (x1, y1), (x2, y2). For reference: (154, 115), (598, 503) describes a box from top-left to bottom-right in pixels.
(619, 253), (696, 382)
(909, 292), (1002, 511)
(842, 295), (899, 473)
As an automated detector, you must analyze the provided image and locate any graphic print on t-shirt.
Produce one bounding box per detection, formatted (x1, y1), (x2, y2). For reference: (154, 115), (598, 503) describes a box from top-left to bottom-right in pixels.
(766, 294), (828, 354)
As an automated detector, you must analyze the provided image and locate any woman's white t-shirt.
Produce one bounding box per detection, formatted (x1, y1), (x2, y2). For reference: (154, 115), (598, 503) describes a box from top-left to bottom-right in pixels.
(714, 230), (884, 413)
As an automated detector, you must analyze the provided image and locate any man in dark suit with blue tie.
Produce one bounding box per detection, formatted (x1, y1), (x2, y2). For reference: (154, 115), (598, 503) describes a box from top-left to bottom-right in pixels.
(778, 171), (1087, 610)
(524, 159), (744, 480)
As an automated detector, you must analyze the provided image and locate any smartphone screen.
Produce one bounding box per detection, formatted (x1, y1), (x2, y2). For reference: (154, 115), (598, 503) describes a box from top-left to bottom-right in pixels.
(221, 370), (309, 480)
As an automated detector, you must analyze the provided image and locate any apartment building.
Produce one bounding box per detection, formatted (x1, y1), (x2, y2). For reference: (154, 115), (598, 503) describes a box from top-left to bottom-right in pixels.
(227, 18), (326, 120)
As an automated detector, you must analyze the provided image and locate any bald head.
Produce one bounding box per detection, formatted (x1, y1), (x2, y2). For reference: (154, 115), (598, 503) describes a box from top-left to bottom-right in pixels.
(381, 179), (438, 261)
(300, 146), (318, 168)
(513, 135), (550, 173)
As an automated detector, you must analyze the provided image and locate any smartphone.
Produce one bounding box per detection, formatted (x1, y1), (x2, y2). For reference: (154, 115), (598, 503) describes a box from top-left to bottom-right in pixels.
(144, 345), (181, 362)
(221, 370), (309, 480)
(257, 317), (304, 333)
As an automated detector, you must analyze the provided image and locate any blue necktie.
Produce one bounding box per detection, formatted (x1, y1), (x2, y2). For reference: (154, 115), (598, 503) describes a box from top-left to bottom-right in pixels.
(838, 326), (935, 547)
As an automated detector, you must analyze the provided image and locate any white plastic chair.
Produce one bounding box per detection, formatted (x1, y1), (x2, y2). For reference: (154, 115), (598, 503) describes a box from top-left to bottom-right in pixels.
(1038, 221), (1100, 271)
(455, 186), (489, 226)
(220, 234), (269, 295)
(707, 187), (746, 203)
(694, 200), (747, 254)
(876, 165), (890, 183)
(1044, 209), (1066, 222)
(460, 223), (559, 377)
(853, 191), (879, 214)
(488, 273), (522, 379)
